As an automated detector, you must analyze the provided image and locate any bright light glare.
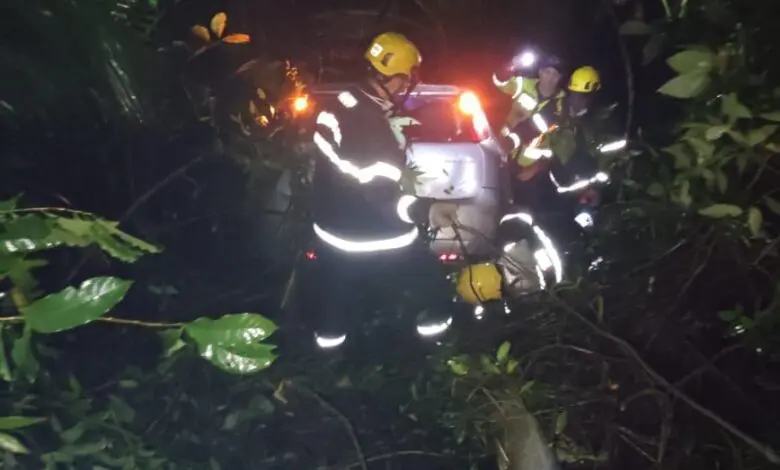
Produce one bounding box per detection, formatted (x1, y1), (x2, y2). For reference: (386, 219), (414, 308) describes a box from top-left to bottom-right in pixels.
(458, 91), (481, 116)
(519, 51), (536, 67)
(292, 95), (309, 112)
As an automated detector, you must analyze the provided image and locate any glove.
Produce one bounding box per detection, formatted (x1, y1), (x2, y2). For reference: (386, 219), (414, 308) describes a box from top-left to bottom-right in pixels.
(429, 202), (459, 229)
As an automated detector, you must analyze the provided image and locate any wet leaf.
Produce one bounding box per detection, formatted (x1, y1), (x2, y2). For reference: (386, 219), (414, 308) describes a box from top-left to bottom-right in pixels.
(210, 13), (227, 38)
(196, 342), (276, 375)
(520, 380), (535, 395)
(0, 433), (28, 454)
(698, 204), (743, 218)
(0, 417), (45, 430)
(747, 207), (762, 237)
(506, 359), (519, 374)
(184, 313), (277, 346)
(22, 277), (132, 333)
(223, 34), (251, 44)
(667, 49), (715, 74)
(447, 357), (468, 376)
(108, 396), (135, 423)
(658, 72), (710, 98)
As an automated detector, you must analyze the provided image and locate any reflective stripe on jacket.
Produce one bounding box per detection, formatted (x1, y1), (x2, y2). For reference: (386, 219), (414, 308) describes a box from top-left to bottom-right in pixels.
(308, 84), (433, 253)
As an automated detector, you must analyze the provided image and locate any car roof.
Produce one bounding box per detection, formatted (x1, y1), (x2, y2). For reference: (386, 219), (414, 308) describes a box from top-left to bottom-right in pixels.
(306, 82), (463, 98)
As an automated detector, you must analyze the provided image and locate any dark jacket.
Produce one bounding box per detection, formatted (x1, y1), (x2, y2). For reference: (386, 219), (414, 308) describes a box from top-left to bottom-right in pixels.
(308, 82), (434, 250)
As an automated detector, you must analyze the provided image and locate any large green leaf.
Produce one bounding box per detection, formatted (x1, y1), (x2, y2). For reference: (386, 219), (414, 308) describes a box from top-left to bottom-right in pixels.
(666, 49), (715, 74)
(658, 72), (710, 99)
(698, 204), (743, 218)
(721, 93), (752, 121)
(0, 215), (54, 254)
(0, 432), (29, 454)
(746, 125), (778, 146)
(196, 342), (277, 375)
(0, 417), (45, 430)
(0, 212), (160, 262)
(21, 277), (133, 333)
(184, 313), (277, 346)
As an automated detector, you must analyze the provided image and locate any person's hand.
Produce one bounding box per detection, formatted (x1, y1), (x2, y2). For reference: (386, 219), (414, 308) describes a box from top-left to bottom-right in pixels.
(429, 202), (459, 229)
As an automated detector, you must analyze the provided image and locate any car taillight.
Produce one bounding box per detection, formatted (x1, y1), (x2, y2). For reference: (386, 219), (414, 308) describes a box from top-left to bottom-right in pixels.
(456, 91), (490, 142)
(439, 252), (462, 263)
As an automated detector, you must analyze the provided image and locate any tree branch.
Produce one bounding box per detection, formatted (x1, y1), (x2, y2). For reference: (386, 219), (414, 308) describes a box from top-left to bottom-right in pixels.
(553, 296), (780, 464)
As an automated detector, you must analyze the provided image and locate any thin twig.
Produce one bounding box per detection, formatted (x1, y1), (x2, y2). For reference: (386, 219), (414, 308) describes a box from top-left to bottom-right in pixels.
(0, 316), (182, 329)
(63, 156), (204, 284)
(553, 296), (780, 464)
(289, 381), (368, 470)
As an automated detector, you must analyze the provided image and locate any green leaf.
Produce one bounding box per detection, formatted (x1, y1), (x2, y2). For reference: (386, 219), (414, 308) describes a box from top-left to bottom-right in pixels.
(763, 197), (780, 216)
(21, 277), (132, 333)
(0, 432), (29, 454)
(715, 171), (728, 194)
(184, 313), (277, 347)
(698, 204), (743, 218)
(721, 93), (752, 121)
(658, 72), (710, 99)
(506, 359), (519, 374)
(0, 197), (20, 212)
(718, 310), (738, 322)
(666, 49), (715, 74)
(684, 136), (714, 159)
(11, 327), (38, 383)
(196, 342), (277, 375)
(760, 111), (780, 122)
(159, 328), (186, 358)
(647, 182), (665, 197)
(0, 328), (11, 382)
(0, 417), (45, 430)
(663, 143), (691, 169)
(520, 380), (535, 395)
(746, 125), (778, 146)
(555, 411), (568, 435)
(108, 396), (135, 423)
(496, 341), (511, 363)
(619, 20), (651, 35)
(705, 125), (729, 141)
(747, 207), (762, 237)
(0, 215), (54, 254)
(447, 357), (468, 376)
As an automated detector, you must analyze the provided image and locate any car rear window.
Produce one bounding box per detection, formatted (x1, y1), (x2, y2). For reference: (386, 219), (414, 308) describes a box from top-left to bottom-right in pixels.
(400, 96), (480, 143)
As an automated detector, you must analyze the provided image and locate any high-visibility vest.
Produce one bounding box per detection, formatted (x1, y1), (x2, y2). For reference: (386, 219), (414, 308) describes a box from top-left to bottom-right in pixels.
(492, 74), (565, 129)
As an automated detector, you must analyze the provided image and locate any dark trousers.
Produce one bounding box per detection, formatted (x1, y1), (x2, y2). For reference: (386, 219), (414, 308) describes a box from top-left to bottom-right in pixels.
(300, 240), (453, 336)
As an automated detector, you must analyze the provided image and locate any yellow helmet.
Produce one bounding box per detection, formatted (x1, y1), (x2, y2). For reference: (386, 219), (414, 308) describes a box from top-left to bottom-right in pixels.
(568, 66), (601, 93)
(364, 32), (422, 79)
(456, 263), (503, 305)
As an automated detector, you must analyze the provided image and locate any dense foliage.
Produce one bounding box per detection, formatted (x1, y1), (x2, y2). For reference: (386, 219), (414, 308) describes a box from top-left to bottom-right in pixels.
(0, 0), (779, 469)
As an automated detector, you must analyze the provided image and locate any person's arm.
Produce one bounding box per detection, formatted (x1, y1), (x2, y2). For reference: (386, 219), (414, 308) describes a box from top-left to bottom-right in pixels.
(492, 62), (521, 97)
(311, 106), (437, 226)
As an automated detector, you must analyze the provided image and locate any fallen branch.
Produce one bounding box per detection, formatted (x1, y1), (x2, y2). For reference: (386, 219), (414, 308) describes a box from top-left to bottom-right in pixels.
(553, 296), (780, 465)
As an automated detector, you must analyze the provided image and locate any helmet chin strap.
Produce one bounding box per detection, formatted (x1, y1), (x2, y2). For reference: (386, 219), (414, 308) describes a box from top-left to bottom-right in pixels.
(369, 68), (419, 117)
